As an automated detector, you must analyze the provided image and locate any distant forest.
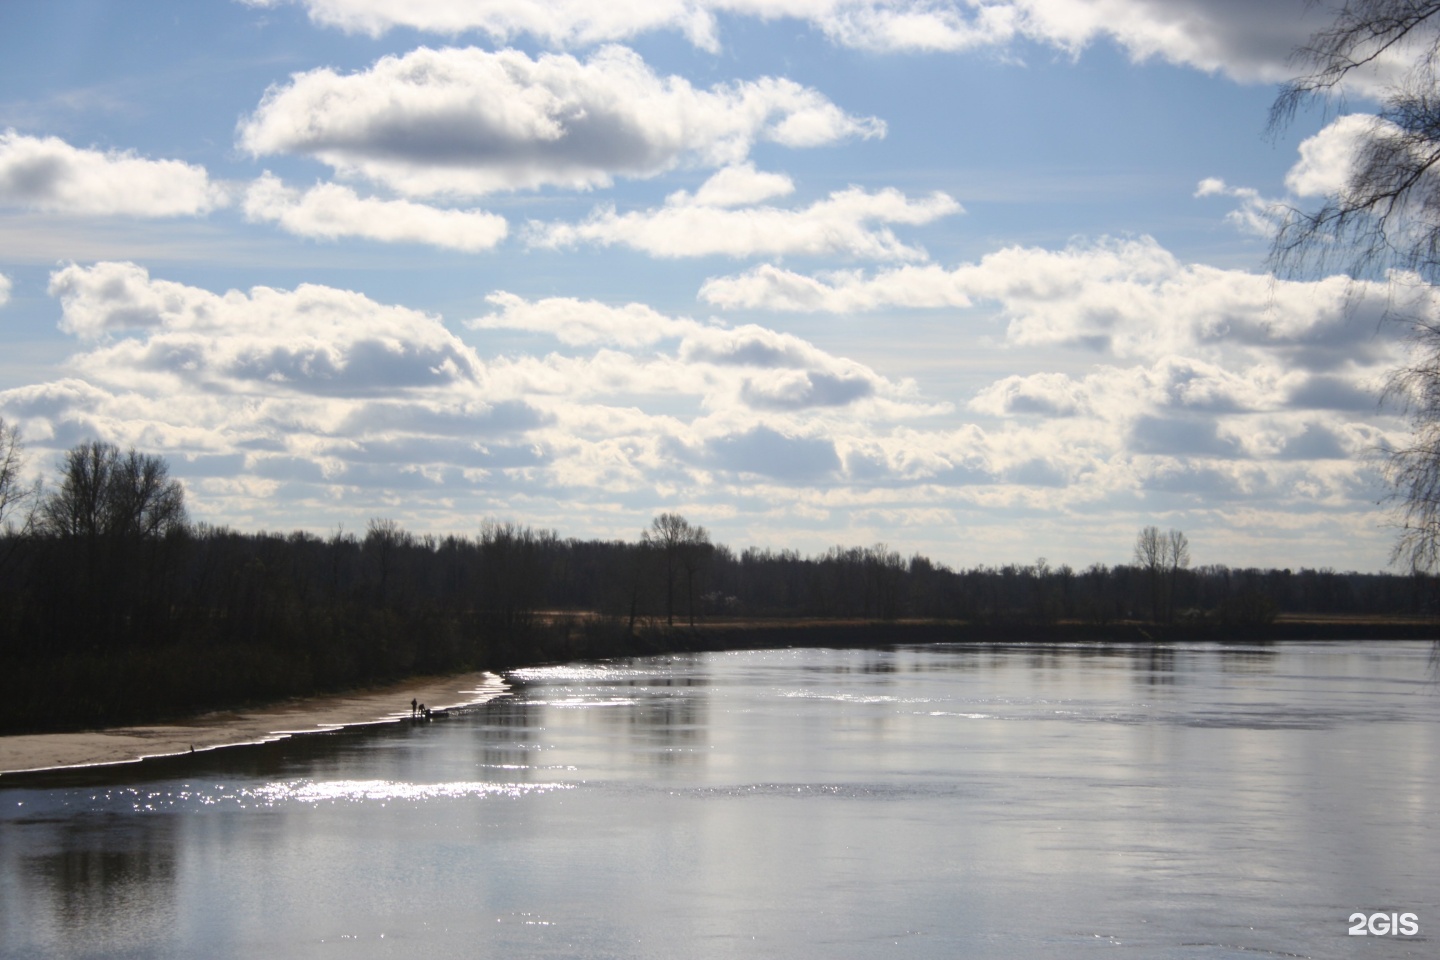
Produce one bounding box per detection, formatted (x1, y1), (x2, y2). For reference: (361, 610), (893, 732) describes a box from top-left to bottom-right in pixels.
(0, 439), (1436, 735)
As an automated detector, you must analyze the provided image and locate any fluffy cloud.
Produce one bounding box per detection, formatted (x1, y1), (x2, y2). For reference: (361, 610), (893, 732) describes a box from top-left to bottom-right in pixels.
(970, 357), (1320, 425)
(0, 272), (10, 308)
(684, 163), (795, 207)
(4, 255), (1407, 566)
(7, 268), (944, 529)
(49, 261), (220, 339)
(243, 173), (508, 250)
(238, 45), (884, 197)
(1012, 0), (1318, 82)
(471, 293), (914, 414)
(701, 261), (974, 311)
(1198, 113), (1410, 241)
(688, 425), (842, 481)
(0, 130), (227, 216)
(8, 264), (560, 528)
(531, 170), (959, 259)
(469, 293), (701, 347)
(48, 261), (484, 395)
(688, 231), (1411, 549)
(240, 0), (732, 49)
(244, 0), (1322, 80)
(701, 235), (1408, 369)
(1283, 113), (1393, 198)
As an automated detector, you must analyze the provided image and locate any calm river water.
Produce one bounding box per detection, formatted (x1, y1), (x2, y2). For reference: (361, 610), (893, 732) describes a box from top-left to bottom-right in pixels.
(2, 641), (1437, 959)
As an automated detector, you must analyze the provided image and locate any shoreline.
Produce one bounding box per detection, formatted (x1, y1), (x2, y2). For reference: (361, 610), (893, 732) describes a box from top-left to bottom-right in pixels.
(0, 671), (508, 777)
(4, 619), (1432, 778)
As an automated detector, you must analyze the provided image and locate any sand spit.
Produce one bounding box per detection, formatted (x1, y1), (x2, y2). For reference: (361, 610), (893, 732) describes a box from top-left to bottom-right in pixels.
(0, 671), (508, 776)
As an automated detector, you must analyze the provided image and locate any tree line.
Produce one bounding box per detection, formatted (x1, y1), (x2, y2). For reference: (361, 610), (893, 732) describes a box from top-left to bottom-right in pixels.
(0, 428), (1435, 734)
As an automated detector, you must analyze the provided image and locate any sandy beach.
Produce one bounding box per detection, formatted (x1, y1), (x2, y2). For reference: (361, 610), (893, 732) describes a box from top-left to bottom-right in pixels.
(0, 671), (508, 776)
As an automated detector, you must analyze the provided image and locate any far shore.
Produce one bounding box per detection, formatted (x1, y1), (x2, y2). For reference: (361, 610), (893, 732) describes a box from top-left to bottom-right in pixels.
(0, 671), (507, 777)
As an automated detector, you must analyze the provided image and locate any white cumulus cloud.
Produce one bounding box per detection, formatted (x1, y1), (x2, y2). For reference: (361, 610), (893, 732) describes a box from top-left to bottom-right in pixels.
(531, 176), (960, 260)
(0, 272), (10, 308)
(0, 130), (227, 217)
(703, 235), (1401, 364)
(11, 269), (938, 519)
(2, 253), (1408, 562)
(49, 261), (222, 339)
(48, 261), (484, 396)
(238, 45), (884, 198)
(470, 293), (704, 347)
(1198, 113), (1413, 241)
(1283, 113), (1396, 199)
(701, 261), (975, 311)
(1011, 0), (1314, 82)
(239, 0), (729, 49)
(243, 1), (1326, 81)
(684, 163), (795, 208)
(243, 173), (509, 251)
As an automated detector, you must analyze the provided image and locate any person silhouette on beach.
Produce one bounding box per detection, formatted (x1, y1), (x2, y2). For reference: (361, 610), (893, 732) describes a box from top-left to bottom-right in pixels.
(411, 698), (418, 717)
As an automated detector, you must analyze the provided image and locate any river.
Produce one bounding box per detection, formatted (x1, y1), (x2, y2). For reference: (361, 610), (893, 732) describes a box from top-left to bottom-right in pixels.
(2, 641), (1436, 959)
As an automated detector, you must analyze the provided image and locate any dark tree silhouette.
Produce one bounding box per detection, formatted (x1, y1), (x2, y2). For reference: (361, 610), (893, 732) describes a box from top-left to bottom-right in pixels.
(1134, 526), (1189, 623)
(0, 491), (1433, 736)
(643, 513), (709, 626)
(39, 441), (187, 540)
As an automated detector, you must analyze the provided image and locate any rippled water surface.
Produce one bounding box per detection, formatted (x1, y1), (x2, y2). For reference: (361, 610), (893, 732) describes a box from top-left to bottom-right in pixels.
(2, 641), (1437, 959)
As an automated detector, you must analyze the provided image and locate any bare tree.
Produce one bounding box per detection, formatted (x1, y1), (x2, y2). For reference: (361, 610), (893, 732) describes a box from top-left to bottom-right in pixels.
(0, 418), (40, 577)
(1134, 526), (1190, 623)
(1270, 1), (1440, 571)
(33, 442), (188, 647)
(1166, 528), (1192, 620)
(643, 513), (709, 627)
(678, 523), (713, 628)
(1166, 529), (1191, 567)
(476, 520), (552, 638)
(110, 447), (188, 539)
(0, 418), (38, 535)
(1134, 525), (1166, 622)
(1270, 3), (1440, 280)
(39, 441), (187, 540)
(364, 517), (408, 608)
(39, 441), (107, 540)
(1382, 321), (1440, 571)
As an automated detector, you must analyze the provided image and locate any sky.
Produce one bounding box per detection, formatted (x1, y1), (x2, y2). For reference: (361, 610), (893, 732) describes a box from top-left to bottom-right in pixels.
(0, 0), (1421, 571)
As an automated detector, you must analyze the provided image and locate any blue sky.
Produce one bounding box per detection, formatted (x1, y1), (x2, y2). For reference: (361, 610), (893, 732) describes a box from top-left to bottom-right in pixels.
(0, 0), (1417, 570)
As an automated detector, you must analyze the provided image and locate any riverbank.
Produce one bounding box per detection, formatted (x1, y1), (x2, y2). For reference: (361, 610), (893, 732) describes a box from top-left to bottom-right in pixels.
(4, 617), (1432, 776)
(0, 671), (506, 776)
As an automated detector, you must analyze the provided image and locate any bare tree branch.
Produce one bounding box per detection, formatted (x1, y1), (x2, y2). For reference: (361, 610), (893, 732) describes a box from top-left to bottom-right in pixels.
(1271, 2), (1440, 571)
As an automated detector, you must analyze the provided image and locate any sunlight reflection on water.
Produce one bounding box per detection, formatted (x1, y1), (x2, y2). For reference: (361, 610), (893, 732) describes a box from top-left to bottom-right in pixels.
(38, 779), (575, 813)
(252, 779), (574, 805)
